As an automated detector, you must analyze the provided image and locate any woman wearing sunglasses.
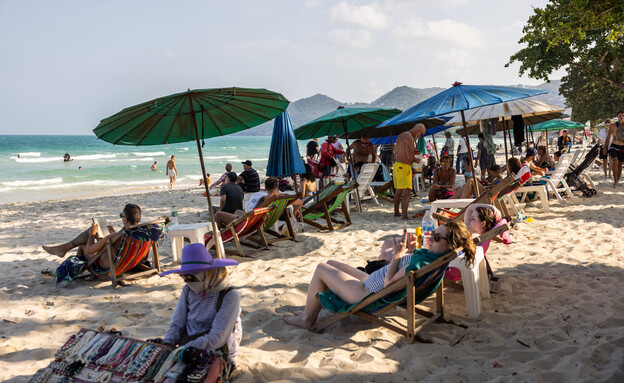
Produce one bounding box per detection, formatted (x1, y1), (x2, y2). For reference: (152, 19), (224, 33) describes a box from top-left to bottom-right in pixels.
(428, 154), (456, 202)
(282, 221), (475, 329)
(155, 243), (242, 375)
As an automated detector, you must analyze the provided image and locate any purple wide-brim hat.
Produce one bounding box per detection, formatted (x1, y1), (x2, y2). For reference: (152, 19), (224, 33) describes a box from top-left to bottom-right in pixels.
(160, 243), (238, 276)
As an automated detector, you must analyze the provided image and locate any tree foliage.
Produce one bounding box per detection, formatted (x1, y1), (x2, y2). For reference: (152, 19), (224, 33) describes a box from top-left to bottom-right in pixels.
(559, 65), (624, 122)
(508, 0), (624, 121)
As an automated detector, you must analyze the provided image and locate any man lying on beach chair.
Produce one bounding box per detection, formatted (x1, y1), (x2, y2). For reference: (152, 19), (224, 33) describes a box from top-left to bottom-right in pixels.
(282, 221), (476, 342)
(43, 203), (167, 287)
(301, 181), (356, 231)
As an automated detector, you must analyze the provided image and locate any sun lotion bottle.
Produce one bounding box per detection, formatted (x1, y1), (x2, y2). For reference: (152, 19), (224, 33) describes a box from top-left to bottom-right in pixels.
(415, 226), (422, 249)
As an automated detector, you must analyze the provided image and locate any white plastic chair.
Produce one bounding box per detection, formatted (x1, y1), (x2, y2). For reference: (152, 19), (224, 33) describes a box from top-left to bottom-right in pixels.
(347, 163), (379, 213)
(449, 246), (489, 318)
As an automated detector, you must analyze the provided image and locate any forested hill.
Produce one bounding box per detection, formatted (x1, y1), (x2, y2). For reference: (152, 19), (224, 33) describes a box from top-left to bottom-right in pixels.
(239, 80), (565, 136)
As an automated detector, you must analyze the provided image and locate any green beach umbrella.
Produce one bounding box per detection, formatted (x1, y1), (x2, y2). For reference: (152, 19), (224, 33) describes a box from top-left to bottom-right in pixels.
(530, 119), (585, 132)
(294, 107), (403, 140)
(93, 87), (289, 258)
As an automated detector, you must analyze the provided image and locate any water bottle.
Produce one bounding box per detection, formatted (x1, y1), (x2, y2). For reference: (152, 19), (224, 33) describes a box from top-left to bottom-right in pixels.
(421, 211), (435, 249)
(171, 206), (179, 226)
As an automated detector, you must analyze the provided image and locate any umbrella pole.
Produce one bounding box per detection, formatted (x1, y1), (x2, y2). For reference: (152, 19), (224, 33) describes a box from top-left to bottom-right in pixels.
(431, 133), (439, 160)
(503, 119), (509, 169)
(343, 123), (362, 212)
(460, 111), (480, 197)
(192, 119), (226, 259)
(507, 121), (515, 158)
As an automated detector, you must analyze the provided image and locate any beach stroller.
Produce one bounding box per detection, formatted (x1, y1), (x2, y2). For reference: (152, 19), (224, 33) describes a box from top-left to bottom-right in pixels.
(564, 143), (599, 198)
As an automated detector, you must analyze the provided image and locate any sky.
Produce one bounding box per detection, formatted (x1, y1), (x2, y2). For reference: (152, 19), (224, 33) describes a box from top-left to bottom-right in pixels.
(0, 0), (563, 135)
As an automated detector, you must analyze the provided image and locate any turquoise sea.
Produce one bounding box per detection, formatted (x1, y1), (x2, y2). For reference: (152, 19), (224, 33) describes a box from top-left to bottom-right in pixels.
(1, 135), (308, 204)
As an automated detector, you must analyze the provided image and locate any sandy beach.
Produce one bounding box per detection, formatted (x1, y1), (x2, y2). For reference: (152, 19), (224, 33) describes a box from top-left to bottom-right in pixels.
(1, 170), (624, 382)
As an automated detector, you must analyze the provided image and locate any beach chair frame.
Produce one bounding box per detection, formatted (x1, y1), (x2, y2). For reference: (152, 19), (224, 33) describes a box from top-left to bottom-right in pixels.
(302, 182), (356, 231)
(310, 226), (507, 343)
(86, 221), (166, 287)
(207, 207), (272, 258)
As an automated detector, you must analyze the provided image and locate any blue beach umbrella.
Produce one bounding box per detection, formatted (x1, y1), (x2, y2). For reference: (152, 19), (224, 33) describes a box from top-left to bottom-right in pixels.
(379, 82), (549, 190)
(266, 111), (306, 178)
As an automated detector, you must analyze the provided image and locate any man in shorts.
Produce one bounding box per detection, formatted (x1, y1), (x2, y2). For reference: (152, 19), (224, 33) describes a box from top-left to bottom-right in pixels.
(393, 123), (426, 219)
(167, 155), (177, 190)
(598, 119), (612, 178)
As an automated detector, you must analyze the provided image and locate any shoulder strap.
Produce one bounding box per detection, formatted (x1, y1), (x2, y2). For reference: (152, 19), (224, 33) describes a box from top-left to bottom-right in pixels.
(217, 287), (234, 312)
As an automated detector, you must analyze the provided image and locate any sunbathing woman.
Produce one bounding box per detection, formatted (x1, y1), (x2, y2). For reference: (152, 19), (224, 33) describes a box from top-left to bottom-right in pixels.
(282, 221), (475, 329)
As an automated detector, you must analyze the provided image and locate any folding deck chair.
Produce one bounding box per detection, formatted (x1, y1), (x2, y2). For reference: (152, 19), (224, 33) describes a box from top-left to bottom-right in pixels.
(250, 194), (298, 244)
(86, 221), (167, 287)
(302, 182), (356, 231)
(310, 226), (508, 342)
(204, 207), (272, 258)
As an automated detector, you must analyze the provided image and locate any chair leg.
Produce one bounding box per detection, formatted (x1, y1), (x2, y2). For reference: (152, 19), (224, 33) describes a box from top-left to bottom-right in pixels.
(231, 226), (245, 257)
(406, 272), (416, 344)
(257, 228), (269, 248)
(107, 241), (117, 287)
(342, 200), (352, 226)
(322, 203), (334, 231)
(152, 243), (161, 274)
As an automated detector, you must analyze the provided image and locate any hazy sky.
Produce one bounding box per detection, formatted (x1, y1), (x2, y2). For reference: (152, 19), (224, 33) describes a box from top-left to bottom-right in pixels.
(0, 0), (561, 135)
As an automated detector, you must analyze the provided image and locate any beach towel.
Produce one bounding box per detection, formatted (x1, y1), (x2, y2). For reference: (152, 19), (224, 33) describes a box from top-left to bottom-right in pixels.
(55, 255), (88, 285)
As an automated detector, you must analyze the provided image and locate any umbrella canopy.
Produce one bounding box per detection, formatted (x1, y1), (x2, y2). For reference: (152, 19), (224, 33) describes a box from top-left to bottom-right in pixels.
(266, 111), (306, 177)
(444, 98), (565, 128)
(378, 84), (549, 128)
(294, 107), (403, 140)
(93, 87), (289, 259)
(94, 88), (290, 145)
(378, 82), (550, 196)
(531, 119), (585, 132)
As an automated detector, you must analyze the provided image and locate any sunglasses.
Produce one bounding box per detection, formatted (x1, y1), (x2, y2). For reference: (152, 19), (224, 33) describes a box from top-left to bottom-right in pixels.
(432, 232), (448, 242)
(180, 274), (199, 282)
(440, 160), (451, 164)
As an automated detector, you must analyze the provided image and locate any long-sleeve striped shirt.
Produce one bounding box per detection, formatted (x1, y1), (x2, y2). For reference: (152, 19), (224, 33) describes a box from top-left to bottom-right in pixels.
(163, 286), (242, 365)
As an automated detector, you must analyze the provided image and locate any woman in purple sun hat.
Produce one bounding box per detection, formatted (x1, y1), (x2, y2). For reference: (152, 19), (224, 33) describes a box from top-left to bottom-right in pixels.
(154, 243), (241, 377)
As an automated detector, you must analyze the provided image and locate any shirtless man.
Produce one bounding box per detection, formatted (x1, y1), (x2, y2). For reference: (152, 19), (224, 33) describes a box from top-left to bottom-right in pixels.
(151, 161), (158, 171)
(603, 110), (624, 187)
(347, 134), (377, 174)
(167, 155), (177, 190)
(42, 203), (141, 270)
(393, 123), (426, 219)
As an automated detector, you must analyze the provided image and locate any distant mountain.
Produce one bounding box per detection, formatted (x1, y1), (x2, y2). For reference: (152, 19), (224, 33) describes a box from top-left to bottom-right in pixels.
(238, 81), (566, 136)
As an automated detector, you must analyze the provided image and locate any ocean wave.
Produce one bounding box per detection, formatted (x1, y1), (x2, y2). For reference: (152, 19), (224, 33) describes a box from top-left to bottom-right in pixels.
(1, 177), (63, 187)
(72, 154), (117, 160)
(17, 152), (41, 157)
(204, 155), (239, 159)
(14, 156), (65, 163)
(100, 157), (155, 163)
(176, 147), (189, 151)
(132, 151), (166, 157)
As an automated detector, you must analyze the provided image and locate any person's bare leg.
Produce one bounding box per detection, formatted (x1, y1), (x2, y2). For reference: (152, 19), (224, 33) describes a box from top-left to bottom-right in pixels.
(401, 189), (410, 220)
(603, 159), (608, 177)
(615, 160), (622, 186)
(428, 187), (437, 203)
(43, 228), (90, 257)
(282, 263), (370, 329)
(326, 260), (369, 281)
(393, 188), (404, 217)
(611, 158), (619, 187)
(214, 211), (238, 229)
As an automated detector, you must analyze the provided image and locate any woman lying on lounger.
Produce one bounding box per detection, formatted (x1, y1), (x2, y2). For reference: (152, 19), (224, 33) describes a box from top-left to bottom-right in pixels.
(282, 221), (475, 329)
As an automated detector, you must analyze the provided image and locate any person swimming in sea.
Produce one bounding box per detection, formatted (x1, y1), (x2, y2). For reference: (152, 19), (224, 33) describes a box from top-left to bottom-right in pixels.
(63, 153), (72, 162)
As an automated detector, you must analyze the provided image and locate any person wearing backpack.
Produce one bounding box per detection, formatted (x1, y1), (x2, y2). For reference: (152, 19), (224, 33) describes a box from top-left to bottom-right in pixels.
(154, 243), (242, 379)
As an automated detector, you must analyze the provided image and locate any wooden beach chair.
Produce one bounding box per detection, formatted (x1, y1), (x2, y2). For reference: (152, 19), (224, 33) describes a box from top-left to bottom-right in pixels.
(86, 221), (167, 287)
(302, 182), (356, 231)
(311, 248), (461, 343)
(204, 207), (272, 258)
(310, 228), (507, 342)
(260, 194), (298, 244)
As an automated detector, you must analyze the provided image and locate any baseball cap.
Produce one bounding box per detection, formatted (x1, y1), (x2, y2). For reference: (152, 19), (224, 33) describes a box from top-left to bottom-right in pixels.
(241, 160), (252, 166)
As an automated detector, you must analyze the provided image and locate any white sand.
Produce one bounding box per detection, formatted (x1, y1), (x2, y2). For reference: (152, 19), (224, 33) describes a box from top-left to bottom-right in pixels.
(1, 173), (624, 382)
